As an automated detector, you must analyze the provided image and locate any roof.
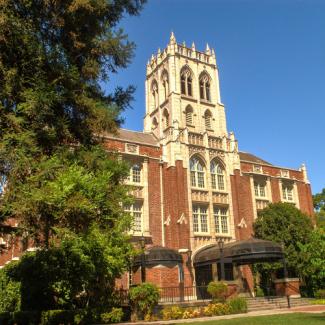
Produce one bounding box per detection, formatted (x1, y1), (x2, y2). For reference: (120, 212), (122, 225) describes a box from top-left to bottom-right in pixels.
(103, 128), (159, 147)
(193, 238), (284, 266)
(239, 151), (272, 166)
(133, 246), (183, 266)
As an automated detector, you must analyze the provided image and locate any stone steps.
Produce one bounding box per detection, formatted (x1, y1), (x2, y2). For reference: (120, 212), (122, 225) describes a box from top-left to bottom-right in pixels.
(246, 297), (312, 311)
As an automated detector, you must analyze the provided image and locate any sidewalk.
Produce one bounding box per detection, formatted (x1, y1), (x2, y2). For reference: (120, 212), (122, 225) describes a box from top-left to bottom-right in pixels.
(118, 304), (325, 325)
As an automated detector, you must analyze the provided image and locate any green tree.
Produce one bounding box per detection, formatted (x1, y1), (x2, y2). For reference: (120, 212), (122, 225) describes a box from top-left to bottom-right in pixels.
(0, 0), (145, 243)
(253, 202), (313, 275)
(313, 188), (325, 229)
(0, 0), (146, 311)
(297, 228), (325, 295)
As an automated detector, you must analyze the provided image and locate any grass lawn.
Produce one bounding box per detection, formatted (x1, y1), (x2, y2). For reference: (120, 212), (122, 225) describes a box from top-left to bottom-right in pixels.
(177, 313), (325, 325)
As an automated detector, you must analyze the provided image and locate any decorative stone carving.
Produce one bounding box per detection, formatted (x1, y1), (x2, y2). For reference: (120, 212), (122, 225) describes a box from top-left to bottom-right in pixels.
(164, 215), (171, 226)
(177, 213), (187, 225)
(125, 143), (139, 154)
(237, 218), (247, 229)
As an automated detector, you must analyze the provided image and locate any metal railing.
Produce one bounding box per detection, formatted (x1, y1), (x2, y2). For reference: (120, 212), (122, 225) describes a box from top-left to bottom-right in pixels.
(116, 286), (212, 305)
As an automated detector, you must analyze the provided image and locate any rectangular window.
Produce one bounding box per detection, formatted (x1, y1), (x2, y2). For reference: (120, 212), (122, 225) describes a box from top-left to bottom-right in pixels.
(190, 171), (197, 187)
(211, 174), (216, 190)
(193, 205), (208, 233)
(217, 175), (225, 190)
(254, 181), (266, 198)
(214, 207), (228, 234)
(197, 172), (205, 188)
(124, 202), (143, 234)
(282, 184), (293, 201)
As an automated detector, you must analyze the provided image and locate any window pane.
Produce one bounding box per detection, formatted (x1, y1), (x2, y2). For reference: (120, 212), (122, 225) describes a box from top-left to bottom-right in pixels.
(211, 174), (216, 189)
(193, 206), (199, 232)
(181, 76), (186, 94)
(200, 81), (204, 99)
(198, 172), (205, 188)
(187, 78), (192, 96)
(217, 175), (224, 190)
(190, 171), (197, 187)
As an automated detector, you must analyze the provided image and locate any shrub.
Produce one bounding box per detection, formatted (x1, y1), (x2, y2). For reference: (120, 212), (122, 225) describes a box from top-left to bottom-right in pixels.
(0, 312), (11, 325)
(161, 306), (184, 320)
(101, 308), (124, 323)
(255, 286), (264, 297)
(311, 299), (325, 305)
(0, 264), (21, 312)
(11, 311), (40, 325)
(207, 281), (228, 302)
(227, 297), (248, 314)
(41, 310), (75, 325)
(129, 283), (159, 320)
(314, 289), (325, 299)
(203, 303), (230, 316)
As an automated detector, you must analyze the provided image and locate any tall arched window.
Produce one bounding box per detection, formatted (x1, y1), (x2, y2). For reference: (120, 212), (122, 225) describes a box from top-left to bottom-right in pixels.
(163, 109), (169, 129)
(161, 71), (169, 101)
(152, 117), (158, 130)
(185, 105), (193, 126)
(190, 156), (205, 188)
(151, 80), (158, 109)
(180, 67), (193, 97)
(210, 160), (225, 191)
(199, 73), (211, 101)
(204, 110), (212, 130)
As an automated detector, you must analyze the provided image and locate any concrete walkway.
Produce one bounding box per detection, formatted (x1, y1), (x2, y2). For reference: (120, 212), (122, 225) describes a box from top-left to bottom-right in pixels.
(118, 305), (325, 325)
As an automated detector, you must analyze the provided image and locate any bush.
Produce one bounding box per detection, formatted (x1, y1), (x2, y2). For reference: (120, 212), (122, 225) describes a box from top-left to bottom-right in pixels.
(203, 303), (230, 316)
(161, 306), (184, 320)
(227, 297), (248, 314)
(0, 264), (21, 312)
(41, 310), (75, 325)
(0, 312), (11, 325)
(311, 299), (325, 305)
(255, 286), (264, 297)
(314, 289), (325, 299)
(129, 283), (159, 320)
(11, 311), (40, 325)
(101, 308), (124, 323)
(207, 281), (228, 302)
(182, 307), (202, 319)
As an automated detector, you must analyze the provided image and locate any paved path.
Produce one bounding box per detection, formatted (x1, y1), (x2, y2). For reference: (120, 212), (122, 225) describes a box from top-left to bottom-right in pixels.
(117, 305), (325, 325)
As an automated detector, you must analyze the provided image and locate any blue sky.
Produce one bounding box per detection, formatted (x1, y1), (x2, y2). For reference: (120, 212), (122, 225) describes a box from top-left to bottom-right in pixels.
(106, 0), (325, 194)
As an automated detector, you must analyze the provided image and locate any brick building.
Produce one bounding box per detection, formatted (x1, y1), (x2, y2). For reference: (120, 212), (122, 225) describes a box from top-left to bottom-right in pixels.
(106, 33), (313, 295)
(0, 33), (314, 297)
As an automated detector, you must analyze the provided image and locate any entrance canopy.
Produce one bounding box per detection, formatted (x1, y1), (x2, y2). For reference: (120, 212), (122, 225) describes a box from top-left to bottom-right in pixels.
(194, 238), (284, 266)
(133, 246), (183, 267)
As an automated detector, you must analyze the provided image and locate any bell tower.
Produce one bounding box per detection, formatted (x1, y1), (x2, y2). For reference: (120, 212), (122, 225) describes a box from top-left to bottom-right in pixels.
(144, 32), (233, 166)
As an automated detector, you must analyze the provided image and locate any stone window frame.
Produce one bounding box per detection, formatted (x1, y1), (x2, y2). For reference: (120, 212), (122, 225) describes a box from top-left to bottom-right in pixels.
(199, 71), (211, 102)
(190, 155), (206, 189)
(180, 66), (193, 97)
(192, 204), (209, 234)
(213, 206), (229, 234)
(124, 201), (143, 234)
(210, 159), (226, 192)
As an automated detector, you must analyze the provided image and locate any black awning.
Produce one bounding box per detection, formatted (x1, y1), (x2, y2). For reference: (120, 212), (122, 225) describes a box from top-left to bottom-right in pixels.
(133, 246), (183, 267)
(193, 238), (284, 266)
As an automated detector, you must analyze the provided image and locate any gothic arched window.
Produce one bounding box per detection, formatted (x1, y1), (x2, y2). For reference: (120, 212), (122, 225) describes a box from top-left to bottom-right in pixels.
(163, 109), (169, 129)
(152, 117), (158, 130)
(185, 105), (193, 126)
(180, 67), (193, 97)
(190, 156), (205, 188)
(204, 110), (212, 130)
(161, 71), (169, 101)
(210, 160), (225, 191)
(151, 80), (158, 109)
(199, 73), (211, 101)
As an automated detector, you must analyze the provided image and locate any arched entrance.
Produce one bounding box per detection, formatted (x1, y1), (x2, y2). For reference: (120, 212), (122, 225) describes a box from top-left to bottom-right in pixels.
(193, 238), (286, 296)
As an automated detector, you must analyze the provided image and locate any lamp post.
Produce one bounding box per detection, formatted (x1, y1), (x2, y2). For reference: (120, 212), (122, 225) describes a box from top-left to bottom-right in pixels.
(218, 238), (225, 281)
(140, 234), (146, 283)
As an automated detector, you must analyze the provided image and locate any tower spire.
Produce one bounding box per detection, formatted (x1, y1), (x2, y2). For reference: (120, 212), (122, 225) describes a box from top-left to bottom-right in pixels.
(169, 31), (176, 45)
(205, 43), (211, 55)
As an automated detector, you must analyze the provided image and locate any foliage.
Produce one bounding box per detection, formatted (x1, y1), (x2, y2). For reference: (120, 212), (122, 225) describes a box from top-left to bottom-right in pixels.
(40, 309), (75, 325)
(0, 0), (146, 245)
(253, 202), (313, 275)
(314, 289), (325, 299)
(297, 228), (325, 295)
(207, 281), (228, 302)
(161, 306), (184, 320)
(129, 283), (160, 320)
(5, 226), (133, 311)
(182, 308), (202, 319)
(226, 297), (248, 314)
(101, 307), (124, 323)
(0, 263), (21, 312)
(311, 299), (325, 305)
(313, 188), (325, 229)
(255, 287), (264, 297)
(203, 303), (230, 316)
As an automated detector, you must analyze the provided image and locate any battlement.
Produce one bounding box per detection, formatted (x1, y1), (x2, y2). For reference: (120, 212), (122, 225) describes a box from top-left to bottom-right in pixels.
(146, 32), (217, 75)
